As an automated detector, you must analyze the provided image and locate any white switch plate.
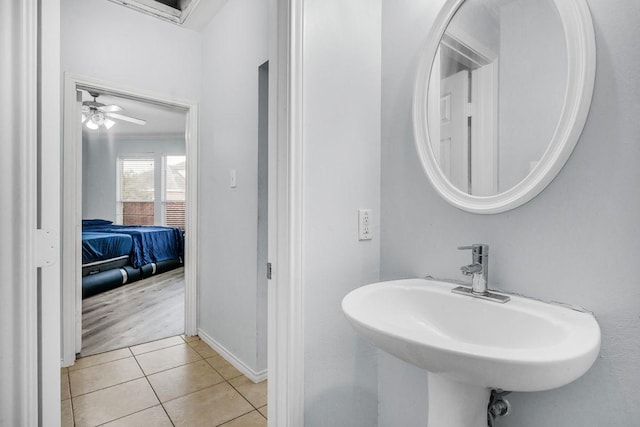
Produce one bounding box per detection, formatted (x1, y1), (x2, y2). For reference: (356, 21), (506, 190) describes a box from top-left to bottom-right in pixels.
(358, 209), (372, 241)
(230, 169), (237, 188)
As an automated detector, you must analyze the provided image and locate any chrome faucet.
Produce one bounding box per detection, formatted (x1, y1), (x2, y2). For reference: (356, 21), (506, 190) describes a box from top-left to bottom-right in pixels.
(452, 244), (510, 303)
(459, 244), (489, 294)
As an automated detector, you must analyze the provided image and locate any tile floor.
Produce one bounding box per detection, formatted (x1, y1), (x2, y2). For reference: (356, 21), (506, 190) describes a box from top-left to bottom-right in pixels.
(61, 335), (267, 427)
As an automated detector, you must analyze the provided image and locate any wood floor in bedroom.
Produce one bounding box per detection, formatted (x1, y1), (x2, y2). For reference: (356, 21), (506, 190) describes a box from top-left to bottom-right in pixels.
(81, 267), (185, 357)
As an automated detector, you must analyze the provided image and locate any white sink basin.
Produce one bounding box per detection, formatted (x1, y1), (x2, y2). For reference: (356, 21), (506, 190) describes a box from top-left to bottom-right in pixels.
(342, 279), (601, 426)
(342, 278), (600, 391)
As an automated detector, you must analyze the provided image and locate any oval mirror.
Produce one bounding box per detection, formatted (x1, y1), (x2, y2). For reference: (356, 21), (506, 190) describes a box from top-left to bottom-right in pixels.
(413, 0), (595, 214)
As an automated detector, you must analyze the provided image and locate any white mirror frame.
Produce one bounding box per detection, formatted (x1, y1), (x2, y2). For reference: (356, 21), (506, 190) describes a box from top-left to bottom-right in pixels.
(413, 0), (596, 214)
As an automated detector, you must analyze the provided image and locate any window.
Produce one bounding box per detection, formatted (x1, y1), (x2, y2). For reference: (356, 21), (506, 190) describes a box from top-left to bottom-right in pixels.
(116, 154), (186, 230)
(163, 155), (186, 230)
(117, 157), (155, 225)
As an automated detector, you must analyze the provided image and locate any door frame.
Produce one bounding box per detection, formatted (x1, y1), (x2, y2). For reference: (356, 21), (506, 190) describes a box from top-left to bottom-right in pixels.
(62, 73), (199, 364)
(428, 27), (498, 196)
(267, 0), (305, 425)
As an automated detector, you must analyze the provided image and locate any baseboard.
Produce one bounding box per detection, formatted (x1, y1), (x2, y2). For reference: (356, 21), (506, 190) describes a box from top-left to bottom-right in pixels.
(197, 328), (268, 383)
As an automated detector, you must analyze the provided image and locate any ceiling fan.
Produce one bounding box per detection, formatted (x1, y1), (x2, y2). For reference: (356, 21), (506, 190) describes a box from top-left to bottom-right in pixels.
(81, 92), (147, 130)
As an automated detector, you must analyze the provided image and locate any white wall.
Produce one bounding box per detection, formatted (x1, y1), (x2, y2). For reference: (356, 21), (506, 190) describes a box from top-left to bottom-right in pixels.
(82, 133), (186, 221)
(62, 0), (272, 382)
(198, 0), (269, 374)
(61, 0), (202, 101)
(381, 0), (640, 425)
(499, 0), (566, 191)
(301, 1), (381, 425)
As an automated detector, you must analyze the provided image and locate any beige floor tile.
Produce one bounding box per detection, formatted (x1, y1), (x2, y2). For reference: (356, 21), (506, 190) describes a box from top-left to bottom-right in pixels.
(61, 398), (73, 427)
(135, 343), (202, 375)
(187, 339), (219, 358)
(181, 334), (200, 343)
(130, 336), (185, 355)
(72, 378), (159, 427)
(70, 357), (143, 397)
(219, 410), (267, 427)
(100, 405), (173, 427)
(61, 370), (71, 401)
(69, 348), (132, 372)
(147, 359), (225, 402)
(257, 405), (267, 419)
(163, 382), (253, 427)
(229, 377), (267, 408)
(205, 355), (243, 380)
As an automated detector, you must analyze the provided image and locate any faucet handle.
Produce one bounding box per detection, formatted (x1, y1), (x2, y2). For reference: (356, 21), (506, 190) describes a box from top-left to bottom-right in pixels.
(458, 244), (489, 256)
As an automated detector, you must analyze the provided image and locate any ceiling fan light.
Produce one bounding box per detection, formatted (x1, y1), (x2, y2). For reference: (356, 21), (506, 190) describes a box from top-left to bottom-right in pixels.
(104, 119), (116, 130)
(81, 113), (87, 123)
(91, 112), (105, 126)
(85, 120), (99, 130)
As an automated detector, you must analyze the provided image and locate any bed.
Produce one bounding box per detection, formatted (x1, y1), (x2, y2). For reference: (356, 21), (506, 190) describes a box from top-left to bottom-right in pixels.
(82, 219), (184, 298)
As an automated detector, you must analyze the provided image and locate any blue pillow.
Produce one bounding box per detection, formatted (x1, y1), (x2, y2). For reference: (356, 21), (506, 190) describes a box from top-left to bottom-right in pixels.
(82, 219), (113, 226)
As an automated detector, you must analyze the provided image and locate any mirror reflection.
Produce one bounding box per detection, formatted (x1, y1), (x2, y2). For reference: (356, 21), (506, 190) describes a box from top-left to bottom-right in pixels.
(427, 0), (567, 195)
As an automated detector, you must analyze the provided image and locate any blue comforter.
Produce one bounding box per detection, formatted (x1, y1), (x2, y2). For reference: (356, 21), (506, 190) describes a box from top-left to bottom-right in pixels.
(83, 224), (184, 268)
(82, 231), (133, 264)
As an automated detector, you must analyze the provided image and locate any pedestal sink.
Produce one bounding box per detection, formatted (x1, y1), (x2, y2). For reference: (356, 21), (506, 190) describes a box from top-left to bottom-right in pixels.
(342, 279), (601, 427)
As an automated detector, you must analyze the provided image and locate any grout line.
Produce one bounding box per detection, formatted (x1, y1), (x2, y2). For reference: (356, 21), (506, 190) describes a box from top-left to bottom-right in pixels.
(96, 404), (168, 427)
(67, 336), (266, 426)
(69, 350), (133, 372)
(130, 344), (176, 427)
(225, 376), (264, 412)
(64, 371), (77, 427)
(130, 340), (186, 357)
(135, 353), (204, 377)
(70, 376), (146, 400)
(215, 408), (259, 427)
(143, 377), (175, 427)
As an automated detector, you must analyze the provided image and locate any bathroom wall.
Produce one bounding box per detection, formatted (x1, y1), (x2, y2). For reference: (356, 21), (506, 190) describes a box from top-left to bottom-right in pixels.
(198, 0), (269, 374)
(499, 0), (566, 191)
(381, 0), (640, 425)
(301, 0), (381, 425)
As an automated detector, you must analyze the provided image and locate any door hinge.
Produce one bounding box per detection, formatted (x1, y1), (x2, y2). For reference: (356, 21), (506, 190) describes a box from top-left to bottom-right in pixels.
(466, 102), (475, 117)
(267, 262), (272, 280)
(35, 228), (58, 268)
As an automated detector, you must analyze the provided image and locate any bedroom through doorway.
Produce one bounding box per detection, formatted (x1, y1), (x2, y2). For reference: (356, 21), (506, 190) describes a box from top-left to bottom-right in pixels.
(62, 77), (198, 363)
(80, 91), (188, 356)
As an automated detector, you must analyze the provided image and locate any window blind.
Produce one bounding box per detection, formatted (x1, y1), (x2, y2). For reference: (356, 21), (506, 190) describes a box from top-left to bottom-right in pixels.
(164, 155), (186, 230)
(120, 158), (155, 202)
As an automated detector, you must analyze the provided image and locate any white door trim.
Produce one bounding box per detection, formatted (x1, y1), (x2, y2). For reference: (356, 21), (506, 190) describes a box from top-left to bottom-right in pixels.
(40, 1), (62, 425)
(62, 74), (199, 365)
(267, 0), (305, 425)
(2, 1), (40, 425)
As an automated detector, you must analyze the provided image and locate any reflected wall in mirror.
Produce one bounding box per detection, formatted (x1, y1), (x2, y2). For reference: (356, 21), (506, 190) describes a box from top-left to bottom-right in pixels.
(428, 0), (566, 196)
(414, 0), (595, 213)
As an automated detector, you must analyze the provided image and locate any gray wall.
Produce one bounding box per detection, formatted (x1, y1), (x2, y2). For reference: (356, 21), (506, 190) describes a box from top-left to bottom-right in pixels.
(381, 0), (640, 425)
(301, 0), (381, 425)
(82, 134), (185, 222)
(499, 0), (566, 191)
(63, 0), (269, 377)
(61, 0), (202, 101)
(198, 0), (268, 374)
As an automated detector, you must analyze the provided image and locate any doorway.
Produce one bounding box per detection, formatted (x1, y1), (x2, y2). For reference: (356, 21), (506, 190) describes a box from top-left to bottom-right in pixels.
(428, 31), (499, 196)
(62, 75), (199, 365)
(80, 90), (188, 355)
